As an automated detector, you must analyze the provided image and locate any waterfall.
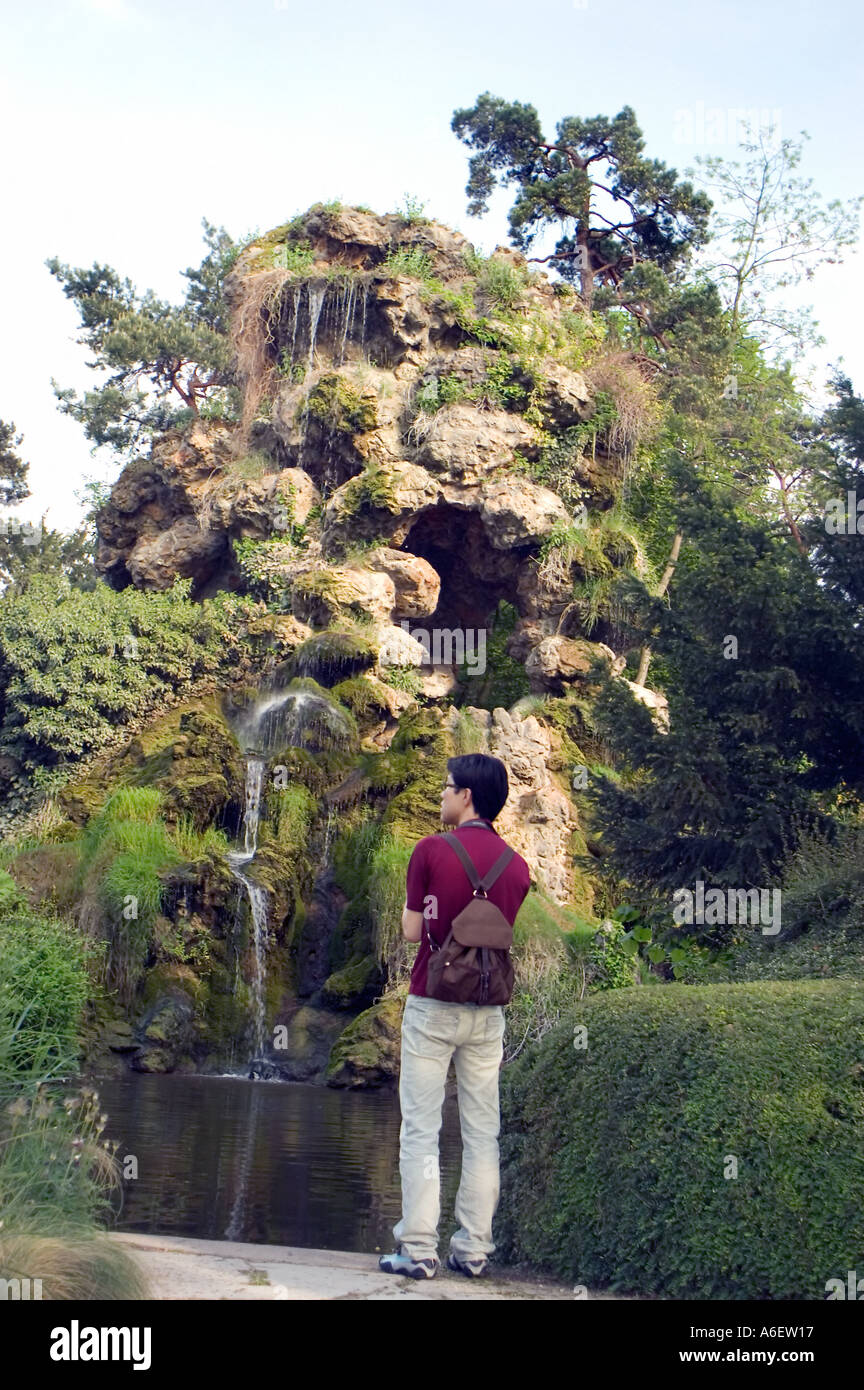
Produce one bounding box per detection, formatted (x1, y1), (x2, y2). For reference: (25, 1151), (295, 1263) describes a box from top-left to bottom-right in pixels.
(241, 756), (265, 856)
(224, 682), (353, 1078)
(227, 755), (270, 1070)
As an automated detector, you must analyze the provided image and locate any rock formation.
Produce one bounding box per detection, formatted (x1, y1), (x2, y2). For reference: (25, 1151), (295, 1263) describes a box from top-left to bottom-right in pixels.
(37, 203), (669, 1085)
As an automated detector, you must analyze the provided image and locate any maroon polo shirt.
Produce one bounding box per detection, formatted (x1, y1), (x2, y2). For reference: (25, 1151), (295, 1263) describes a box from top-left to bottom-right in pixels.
(404, 820), (531, 997)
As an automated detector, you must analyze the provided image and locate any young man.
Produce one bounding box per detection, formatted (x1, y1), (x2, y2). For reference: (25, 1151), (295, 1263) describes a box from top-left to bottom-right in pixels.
(378, 752), (531, 1280)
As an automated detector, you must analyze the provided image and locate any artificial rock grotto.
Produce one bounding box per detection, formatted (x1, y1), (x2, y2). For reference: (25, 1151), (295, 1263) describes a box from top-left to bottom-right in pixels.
(20, 204), (670, 1087)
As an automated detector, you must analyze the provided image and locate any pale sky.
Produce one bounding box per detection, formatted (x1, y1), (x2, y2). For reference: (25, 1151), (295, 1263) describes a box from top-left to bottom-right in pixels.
(1, 0), (861, 532)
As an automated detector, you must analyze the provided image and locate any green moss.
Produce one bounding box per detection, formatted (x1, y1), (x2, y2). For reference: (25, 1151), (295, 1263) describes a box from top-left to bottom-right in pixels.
(320, 953), (380, 1009)
(293, 629), (377, 683)
(301, 373), (377, 433)
(330, 676), (391, 721)
(336, 465), (402, 519)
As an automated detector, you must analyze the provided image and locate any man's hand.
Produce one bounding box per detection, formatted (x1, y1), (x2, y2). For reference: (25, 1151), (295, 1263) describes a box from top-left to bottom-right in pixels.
(401, 904), (424, 942)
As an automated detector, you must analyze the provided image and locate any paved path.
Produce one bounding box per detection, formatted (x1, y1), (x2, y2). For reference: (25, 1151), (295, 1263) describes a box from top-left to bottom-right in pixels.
(109, 1232), (629, 1300)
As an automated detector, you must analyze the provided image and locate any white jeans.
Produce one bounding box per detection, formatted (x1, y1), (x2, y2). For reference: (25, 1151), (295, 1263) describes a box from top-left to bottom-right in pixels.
(392, 992), (507, 1263)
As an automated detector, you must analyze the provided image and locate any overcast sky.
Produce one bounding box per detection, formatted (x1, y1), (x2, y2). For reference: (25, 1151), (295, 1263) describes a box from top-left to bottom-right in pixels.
(1, 0), (861, 532)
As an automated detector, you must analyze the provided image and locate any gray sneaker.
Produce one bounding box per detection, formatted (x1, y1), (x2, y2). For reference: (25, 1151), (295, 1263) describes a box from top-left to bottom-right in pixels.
(447, 1252), (489, 1278)
(379, 1247), (439, 1279)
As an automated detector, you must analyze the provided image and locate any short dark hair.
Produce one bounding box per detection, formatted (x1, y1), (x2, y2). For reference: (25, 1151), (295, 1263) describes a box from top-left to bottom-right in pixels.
(447, 753), (509, 822)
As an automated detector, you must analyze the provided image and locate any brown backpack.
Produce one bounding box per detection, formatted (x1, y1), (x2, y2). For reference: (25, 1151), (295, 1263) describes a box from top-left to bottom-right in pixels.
(425, 829), (516, 1005)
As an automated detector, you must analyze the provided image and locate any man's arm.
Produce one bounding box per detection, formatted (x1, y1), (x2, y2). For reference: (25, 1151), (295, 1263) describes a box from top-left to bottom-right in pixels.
(402, 839), (428, 942)
(401, 905), (424, 942)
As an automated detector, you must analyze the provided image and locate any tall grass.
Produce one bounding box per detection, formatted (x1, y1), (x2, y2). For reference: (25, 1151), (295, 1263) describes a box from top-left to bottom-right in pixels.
(74, 786), (227, 1006)
(0, 908), (149, 1296)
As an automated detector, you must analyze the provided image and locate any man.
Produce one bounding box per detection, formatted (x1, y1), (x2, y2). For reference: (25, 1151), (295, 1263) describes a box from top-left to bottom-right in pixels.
(379, 752), (531, 1280)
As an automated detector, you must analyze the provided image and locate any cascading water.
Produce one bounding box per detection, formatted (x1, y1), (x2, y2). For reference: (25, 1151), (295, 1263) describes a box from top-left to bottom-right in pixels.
(227, 755), (270, 1071)
(278, 276), (374, 476)
(225, 682), (354, 1078)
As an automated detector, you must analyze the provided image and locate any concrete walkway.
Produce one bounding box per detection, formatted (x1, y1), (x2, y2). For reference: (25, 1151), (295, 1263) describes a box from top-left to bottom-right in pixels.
(109, 1232), (624, 1300)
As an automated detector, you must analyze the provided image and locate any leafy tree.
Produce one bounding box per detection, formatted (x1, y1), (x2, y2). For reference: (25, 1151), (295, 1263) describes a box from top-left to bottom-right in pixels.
(585, 453), (864, 920)
(0, 420), (30, 508)
(0, 573), (256, 788)
(46, 219), (247, 459)
(802, 371), (864, 622)
(451, 95), (712, 317)
(687, 124), (863, 361)
(0, 423), (97, 594)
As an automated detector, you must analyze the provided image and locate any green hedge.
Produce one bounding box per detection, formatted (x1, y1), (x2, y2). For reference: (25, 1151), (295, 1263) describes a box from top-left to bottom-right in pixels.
(497, 979), (864, 1298)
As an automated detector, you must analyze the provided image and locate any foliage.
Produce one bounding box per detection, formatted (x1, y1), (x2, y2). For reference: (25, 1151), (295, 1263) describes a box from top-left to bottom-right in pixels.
(396, 193), (430, 225)
(382, 664), (422, 696)
(461, 247), (534, 309)
(0, 574), (257, 787)
(0, 419), (30, 508)
(0, 905), (147, 1290)
(687, 125), (863, 360)
(584, 454), (864, 907)
(46, 218), (247, 458)
(268, 239), (316, 274)
(380, 247), (437, 282)
(451, 95), (712, 318)
(497, 978), (864, 1298)
(0, 909), (91, 1078)
(72, 785), (229, 1003)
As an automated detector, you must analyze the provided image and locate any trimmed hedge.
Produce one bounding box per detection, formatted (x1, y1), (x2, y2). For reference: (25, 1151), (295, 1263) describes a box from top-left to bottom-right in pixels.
(497, 979), (864, 1298)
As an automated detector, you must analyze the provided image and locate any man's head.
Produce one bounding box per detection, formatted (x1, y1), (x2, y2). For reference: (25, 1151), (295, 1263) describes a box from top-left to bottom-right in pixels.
(441, 753), (509, 826)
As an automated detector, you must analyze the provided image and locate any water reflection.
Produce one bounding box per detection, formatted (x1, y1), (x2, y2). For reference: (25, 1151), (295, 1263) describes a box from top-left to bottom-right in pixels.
(93, 1072), (464, 1253)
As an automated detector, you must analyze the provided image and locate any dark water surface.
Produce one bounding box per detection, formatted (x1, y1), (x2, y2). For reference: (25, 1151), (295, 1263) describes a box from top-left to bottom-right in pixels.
(91, 1072), (464, 1254)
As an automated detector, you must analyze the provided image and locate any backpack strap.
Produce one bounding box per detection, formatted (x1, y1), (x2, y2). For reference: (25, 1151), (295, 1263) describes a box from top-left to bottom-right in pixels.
(442, 832), (515, 897)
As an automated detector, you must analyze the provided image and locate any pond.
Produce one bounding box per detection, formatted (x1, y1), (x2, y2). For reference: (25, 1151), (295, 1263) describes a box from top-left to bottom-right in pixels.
(91, 1071), (465, 1254)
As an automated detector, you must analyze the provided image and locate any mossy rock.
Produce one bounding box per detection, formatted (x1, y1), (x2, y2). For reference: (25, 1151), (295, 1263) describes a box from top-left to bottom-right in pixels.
(301, 373), (378, 434)
(331, 464), (402, 520)
(60, 696), (244, 830)
(379, 707), (450, 843)
(325, 993), (404, 1088)
(320, 953), (381, 1010)
(293, 629), (377, 683)
(330, 675), (392, 722)
(132, 979), (198, 1073)
(327, 897), (375, 975)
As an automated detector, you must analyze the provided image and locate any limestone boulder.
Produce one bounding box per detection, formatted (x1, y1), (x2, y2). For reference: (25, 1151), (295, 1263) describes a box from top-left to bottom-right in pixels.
(367, 547), (440, 618)
(125, 516), (228, 592)
(449, 705), (578, 905)
(291, 565), (396, 626)
(525, 636), (622, 689)
(621, 678), (670, 732)
(373, 622), (428, 670)
(477, 478), (569, 549)
(539, 361), (591, 428)
(412, 403), (535, 480)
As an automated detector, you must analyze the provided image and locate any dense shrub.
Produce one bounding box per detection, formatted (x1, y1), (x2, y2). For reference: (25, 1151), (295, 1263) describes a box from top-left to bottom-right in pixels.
(497, 979), (864, 1298)
(0, 573), (256, 785)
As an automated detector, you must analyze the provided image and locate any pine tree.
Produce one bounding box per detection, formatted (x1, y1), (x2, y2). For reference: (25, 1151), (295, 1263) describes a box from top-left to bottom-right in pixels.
(451, 95), (711, 320)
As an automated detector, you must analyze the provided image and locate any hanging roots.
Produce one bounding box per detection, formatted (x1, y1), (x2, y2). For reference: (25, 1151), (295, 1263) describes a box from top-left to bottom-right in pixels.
(229, 267), (293, 453)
